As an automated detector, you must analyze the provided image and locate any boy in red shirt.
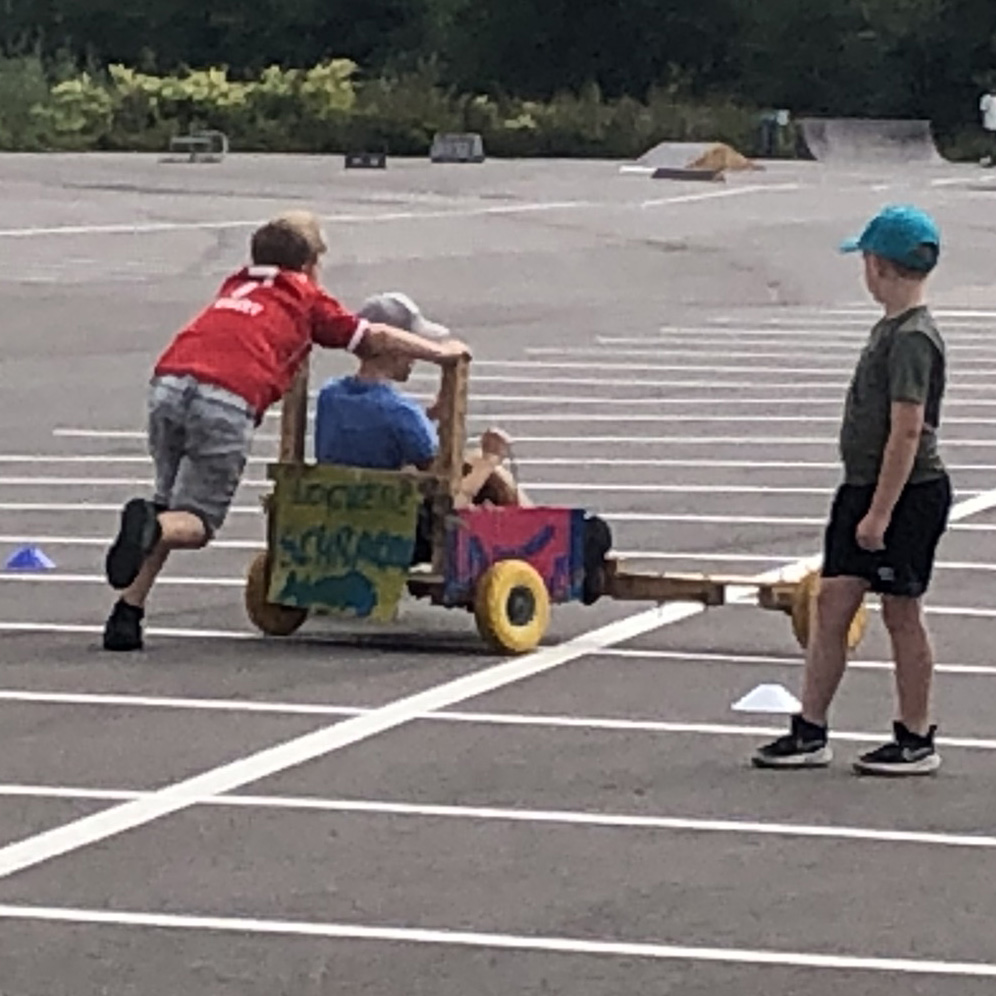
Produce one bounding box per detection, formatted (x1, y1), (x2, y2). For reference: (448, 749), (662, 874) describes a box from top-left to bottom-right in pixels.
(102, 211), (469, 652)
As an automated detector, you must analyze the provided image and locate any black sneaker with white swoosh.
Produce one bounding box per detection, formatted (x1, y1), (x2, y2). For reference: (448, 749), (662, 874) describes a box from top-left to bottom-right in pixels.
(751, 714), (833, 769)
(852, 721), (941, 776)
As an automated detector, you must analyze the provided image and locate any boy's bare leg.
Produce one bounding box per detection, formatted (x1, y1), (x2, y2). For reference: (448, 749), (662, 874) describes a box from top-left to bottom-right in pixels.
(120, 545), (170, 609)
(120, 511), (207, 609)
(881, 594), (934, 736)
(800, 576), (868, 726)
(753, 573), (868, 768)
(455, 428), (524, 508)
(455, 454), (502, 508)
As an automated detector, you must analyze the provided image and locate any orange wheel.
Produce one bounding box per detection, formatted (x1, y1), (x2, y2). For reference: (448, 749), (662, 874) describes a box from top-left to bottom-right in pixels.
(790, 570), (867, 651)
(245, 552), (307, 637)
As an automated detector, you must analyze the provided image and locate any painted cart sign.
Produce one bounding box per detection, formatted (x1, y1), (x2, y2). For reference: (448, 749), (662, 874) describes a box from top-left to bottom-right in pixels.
(444, 506), (586, 605)
(267, 464), (422, 622)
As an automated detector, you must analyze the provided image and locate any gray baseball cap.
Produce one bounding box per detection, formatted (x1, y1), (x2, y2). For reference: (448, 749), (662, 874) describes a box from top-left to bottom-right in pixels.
(357, 292), (450, 340)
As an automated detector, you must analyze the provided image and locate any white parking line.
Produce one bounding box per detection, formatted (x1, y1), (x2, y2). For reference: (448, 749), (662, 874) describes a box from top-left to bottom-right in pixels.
(5, 571), (996, 617)
(42, 431), (996, 449)
(654, 323), (996, 336)
(56, 412), (996, 427)
(2, 479), (979, 499)
(4, 687), (996, 748)
(0, 506), (834, 522)
(0, 621), (255, 639)
(0, 503), (267, 515)
(0, 184), (800, 239)
(6, 505), (996, 533)
(524, 350), (996, 378)
(0, 690), (361, 716)
(606, 338), (996, 355)
(600, 647), (996, 676)
(13, 453), (996, 473)
(0, 533), (264, 549)
(608, 328), (996, 350)
(408, 372), (854, 391)
(0, 573), (246, 586)
(0, 904), (994, 976)
(405, 371), (854, 391)
(612, 550), (996, 575)
(3, 538), (995, 578)
(755, 307), (996, 319)
(320, 393), (996, 410)
(417, 359), (996, 388)
(5, 784), (996, 850)
(0, 454), (851, 469)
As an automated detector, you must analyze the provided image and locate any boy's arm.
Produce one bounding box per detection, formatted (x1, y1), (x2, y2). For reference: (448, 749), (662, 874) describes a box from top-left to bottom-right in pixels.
(856, 333), (935, 551)
(310, 292), (369, 353)
(858, 402), (924, 550)
(309, 288), (470, 364)
(358, 323), (471, 366)
(311, 288), (470, 365)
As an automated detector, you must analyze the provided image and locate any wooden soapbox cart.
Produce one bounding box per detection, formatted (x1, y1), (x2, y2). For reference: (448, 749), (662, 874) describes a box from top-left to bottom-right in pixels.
(244, 357), (868, 654)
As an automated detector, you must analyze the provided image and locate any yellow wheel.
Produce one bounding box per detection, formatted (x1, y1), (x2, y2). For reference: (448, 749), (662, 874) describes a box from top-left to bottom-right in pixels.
(245, 552), (308, 637)
(474, 560), (551, 654)
(790, 569), (867, 651)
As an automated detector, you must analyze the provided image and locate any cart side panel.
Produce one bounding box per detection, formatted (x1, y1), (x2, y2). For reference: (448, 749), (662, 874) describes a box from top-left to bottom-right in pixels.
(266, 463), (423, 621)
(442, 506), (585, 606)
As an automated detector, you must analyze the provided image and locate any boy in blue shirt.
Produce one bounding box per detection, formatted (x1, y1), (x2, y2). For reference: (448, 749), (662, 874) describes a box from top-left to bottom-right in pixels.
(315, 293), (525, 562)
(314, 293), (445, 473)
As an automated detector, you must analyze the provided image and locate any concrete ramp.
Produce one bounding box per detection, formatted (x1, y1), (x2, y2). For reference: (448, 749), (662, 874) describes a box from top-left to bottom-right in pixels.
(798, 118), (944, 165)
(636, 141), (760, 173)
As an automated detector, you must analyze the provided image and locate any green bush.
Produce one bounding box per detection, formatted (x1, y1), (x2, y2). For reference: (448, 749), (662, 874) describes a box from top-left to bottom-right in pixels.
(7, 55), (981, 162)
(0, 54), (774, 158)
(31, 72), (115, 147)
(0, 54), (53, 150)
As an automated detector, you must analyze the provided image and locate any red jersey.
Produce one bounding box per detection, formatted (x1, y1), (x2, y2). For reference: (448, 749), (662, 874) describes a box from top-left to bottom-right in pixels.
(154, 265), (367, 415)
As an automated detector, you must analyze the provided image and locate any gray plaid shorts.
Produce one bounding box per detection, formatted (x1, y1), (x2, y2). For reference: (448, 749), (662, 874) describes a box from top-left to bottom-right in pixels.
(147, 374), (256, 537)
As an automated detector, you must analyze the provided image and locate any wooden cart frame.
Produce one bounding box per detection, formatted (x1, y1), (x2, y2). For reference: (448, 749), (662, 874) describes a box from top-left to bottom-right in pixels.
(244, 355), (868, 654)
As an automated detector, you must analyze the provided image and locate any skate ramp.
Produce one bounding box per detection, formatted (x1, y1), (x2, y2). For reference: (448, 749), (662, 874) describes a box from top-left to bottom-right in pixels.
(798, 118), (944, 165)
(636, 142), (760, 173)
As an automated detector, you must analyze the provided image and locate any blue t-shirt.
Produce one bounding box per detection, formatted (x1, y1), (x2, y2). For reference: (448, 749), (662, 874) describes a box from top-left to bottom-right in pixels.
(314, 376), (439, 470)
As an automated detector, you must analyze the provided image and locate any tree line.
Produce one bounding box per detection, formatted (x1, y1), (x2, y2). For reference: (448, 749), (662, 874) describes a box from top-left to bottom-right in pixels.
(2, 0), (994, 140)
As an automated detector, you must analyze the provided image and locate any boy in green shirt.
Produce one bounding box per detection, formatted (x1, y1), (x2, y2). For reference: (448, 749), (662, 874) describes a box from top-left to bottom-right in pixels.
(754, 205), (951, 776)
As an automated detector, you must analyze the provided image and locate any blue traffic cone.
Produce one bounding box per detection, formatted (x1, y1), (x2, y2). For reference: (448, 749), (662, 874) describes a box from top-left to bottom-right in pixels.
(4, 546), (56, 571)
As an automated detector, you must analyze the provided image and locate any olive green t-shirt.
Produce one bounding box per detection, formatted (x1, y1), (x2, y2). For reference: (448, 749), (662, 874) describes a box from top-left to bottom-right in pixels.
(838, 306), (946, 486)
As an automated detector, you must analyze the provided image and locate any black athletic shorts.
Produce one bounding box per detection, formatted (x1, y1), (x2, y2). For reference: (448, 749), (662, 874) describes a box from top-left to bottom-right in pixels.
(822, 474), (952, 597)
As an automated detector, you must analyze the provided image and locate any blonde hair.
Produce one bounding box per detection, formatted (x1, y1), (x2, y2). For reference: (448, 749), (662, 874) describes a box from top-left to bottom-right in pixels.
(272, 210), (328, 259)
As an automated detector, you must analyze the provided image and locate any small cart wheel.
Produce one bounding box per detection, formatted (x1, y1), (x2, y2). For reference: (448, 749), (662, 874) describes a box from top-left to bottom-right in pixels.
(474, 560), (551, 654)
(790, 570), (867, 651)
(245, 552), (308, 637)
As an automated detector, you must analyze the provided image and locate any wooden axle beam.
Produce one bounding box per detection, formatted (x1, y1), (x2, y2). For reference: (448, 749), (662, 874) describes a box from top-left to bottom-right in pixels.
(603, 559), (799, 612)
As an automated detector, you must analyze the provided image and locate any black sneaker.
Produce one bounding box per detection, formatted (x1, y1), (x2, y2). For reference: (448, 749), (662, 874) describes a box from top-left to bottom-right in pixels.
(106, 498), (162, 590)
(102, 600), (145, 652)
(752, 714), (833, 769)
(853, 722), (941, 776)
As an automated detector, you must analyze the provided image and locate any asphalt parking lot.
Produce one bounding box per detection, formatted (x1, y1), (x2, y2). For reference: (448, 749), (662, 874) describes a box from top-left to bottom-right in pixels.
(3, 151), (996, 994)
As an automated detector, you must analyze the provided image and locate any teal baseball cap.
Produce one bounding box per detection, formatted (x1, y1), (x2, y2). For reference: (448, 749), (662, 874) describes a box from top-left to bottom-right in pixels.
(840, 204), (941, 272)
